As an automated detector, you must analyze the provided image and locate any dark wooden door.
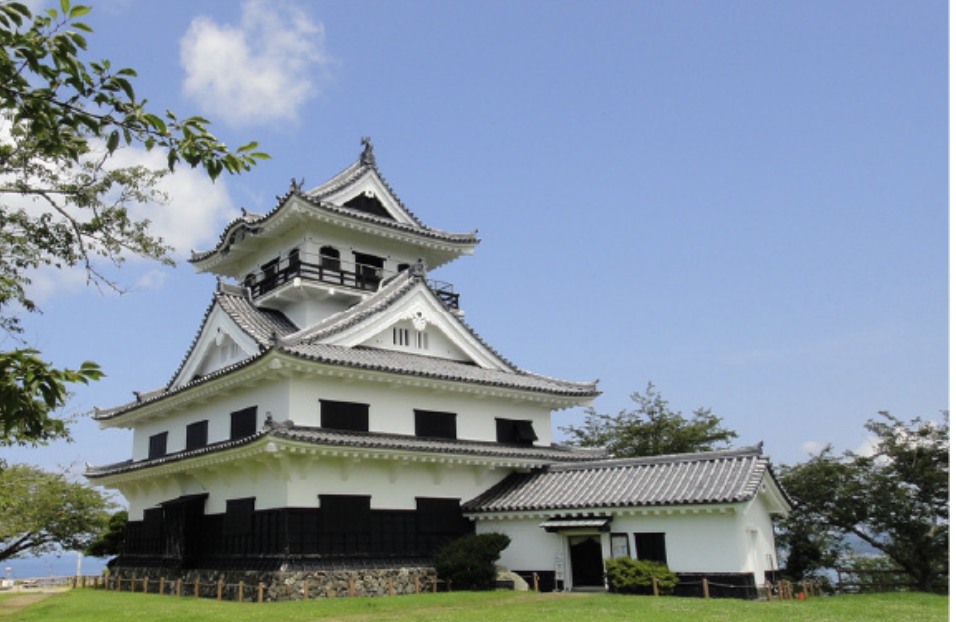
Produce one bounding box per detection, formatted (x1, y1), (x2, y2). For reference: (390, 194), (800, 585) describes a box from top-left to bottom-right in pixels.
(569, 536), (604, 587)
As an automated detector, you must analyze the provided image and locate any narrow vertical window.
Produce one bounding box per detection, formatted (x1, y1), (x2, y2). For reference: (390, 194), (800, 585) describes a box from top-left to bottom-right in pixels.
(186, 420), (208, 451)
(148, 432), (168, 459)
(230, 407), (258, 440)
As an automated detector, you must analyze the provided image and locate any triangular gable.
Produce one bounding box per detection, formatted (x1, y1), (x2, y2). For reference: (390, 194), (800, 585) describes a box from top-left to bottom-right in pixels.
(170, 304), (262, 390)
(313, 167), (421, 228)
(291, 275), (515, 372)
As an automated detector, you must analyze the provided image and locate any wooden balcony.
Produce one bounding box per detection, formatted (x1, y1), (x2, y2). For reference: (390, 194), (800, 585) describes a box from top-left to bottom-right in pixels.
(245, 254), (460, 311)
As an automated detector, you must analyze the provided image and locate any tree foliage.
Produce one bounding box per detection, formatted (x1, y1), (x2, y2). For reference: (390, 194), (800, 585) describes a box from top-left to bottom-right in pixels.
(84, 509), (126, 558)
(604, 557), (678, 595)
(561, 382), (738, 458)
(434, 533), (511, 591)
(0, 462), (112, 561)
(779, 412), (948, 592)
(0, 0), (267, 445)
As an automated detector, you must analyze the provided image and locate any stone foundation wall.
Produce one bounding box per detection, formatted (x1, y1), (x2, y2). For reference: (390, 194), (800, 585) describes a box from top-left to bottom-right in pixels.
(108, 566), (439, 602)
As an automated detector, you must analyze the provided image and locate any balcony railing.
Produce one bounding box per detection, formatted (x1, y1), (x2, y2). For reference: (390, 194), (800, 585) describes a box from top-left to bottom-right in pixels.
(245, 253), (460, 311)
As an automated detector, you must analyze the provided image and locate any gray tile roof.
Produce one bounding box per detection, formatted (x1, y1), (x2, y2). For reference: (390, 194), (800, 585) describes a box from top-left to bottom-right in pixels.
(96, 271), (598, 422)
(462, 445), (787, 513)
(86, 424), (607, 478)
(190, 149), (478, 265)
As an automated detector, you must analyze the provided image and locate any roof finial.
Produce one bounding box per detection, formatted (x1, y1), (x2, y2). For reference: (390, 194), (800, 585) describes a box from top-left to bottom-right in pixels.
(360, 136), (376, 167)
(289, 177), (304, 193)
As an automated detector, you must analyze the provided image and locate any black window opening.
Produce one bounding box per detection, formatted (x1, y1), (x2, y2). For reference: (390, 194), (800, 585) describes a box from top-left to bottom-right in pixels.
(230, 407), (258, 440)
(416, 497), (465, 534)
(343, 192), (393, 220)
(634, 532), (668, 565)
(185, 420), (209, 451)
(320, 400), (369, 432)
(260, 258), (279, 293)
(224, 497), (255, 536)
(320, 246), (341, 272)
(415, 410), (457, 440)
(496, 418), (538, 445)
(148, 432), (168, 460)
(287, 248), (301, 272)
(353, 252), (384, 289)
(320, 495), (371, 534)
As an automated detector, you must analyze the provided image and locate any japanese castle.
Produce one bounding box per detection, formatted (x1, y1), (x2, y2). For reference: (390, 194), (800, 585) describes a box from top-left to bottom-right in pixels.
(88, 139), (790, 598)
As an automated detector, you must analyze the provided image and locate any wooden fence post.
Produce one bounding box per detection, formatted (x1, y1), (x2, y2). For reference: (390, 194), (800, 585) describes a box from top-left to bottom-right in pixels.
(217, 580), (223, 602)
(238, 581), (244, 603)
(258, 582), (264, 603)
(176, 579), (182, 598)
(143, 577), (148, 594)
(764, 581), (773, 600)
(348, 577), (355, 598)
(415, 576), (420, 594)
(702, 578), (710, 599)
(432, 577), (437, 593)
(652, 576), (659, 597)
(159, 577), (165, 595)
(304, 579), (309, 600)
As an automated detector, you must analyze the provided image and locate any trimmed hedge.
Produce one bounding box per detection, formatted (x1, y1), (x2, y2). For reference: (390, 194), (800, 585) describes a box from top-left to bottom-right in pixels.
(605, 557), (679, 595)
(434, 533), (511, 591)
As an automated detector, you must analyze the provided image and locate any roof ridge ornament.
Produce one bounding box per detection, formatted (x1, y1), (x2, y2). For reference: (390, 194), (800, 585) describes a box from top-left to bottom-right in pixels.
(360, 136), (376, 167)
(410, 258), (427, 279)
(289, 177), (305, 193)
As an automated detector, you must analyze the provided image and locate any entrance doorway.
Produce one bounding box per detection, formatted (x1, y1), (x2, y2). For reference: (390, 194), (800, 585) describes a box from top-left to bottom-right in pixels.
(568, 535), (604, 588)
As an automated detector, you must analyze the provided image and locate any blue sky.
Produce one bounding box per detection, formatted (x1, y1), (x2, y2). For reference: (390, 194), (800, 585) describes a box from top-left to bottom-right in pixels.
(2, 0), (948, 524)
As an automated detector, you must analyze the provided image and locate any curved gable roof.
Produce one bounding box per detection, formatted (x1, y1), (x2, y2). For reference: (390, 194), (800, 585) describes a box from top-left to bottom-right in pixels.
(189, 142), (478, 269)
(463, 445), (792, 514)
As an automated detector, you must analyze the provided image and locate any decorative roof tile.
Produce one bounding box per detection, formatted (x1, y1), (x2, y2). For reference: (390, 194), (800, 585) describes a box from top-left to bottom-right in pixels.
(462, 445), (788, 513)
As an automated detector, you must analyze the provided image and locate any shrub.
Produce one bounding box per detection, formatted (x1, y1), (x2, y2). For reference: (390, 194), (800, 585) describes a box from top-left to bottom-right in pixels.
(434, 532), (512, 591)
(604, 557), (679, 595)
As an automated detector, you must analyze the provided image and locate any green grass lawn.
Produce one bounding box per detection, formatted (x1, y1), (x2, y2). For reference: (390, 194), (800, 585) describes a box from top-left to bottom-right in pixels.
(2, 589), (948, 622)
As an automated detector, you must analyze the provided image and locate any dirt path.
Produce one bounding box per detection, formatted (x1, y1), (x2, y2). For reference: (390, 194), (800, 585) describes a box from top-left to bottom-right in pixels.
(0, 592), (56, 616)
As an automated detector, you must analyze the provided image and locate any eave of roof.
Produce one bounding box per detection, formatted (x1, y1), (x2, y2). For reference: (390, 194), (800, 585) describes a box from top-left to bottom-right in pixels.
(96, 274), (599, 426)
(462, 445), (792, 514)
(85, 424), (608, 481)
(189, 154), (479, 268)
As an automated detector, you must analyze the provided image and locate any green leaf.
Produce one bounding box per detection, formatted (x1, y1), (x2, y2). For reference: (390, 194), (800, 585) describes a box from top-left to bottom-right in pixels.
(69, 4), (91, 18)
(106, 129), (119, 152)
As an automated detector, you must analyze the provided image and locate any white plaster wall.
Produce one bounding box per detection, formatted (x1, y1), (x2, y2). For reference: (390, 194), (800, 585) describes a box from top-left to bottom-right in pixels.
(285, 459), (511, 510)
(124, 454), (510, 520)
(477, 506), (771, 583)
(286, 375), (554, 445)
(361, 319), (471, 363)
(130, 381), (290, 460)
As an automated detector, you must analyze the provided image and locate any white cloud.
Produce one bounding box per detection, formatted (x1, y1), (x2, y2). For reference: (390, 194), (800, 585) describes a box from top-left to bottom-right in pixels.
(179, 0), (331, 127)
(107, 146), (239, 259)
(16, 142), (238, 306)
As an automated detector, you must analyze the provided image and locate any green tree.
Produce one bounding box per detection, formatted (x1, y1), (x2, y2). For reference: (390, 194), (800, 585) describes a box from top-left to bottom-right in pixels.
(779, 412), (948, 592)
(561, 382), (738, 458)
(0, 462), (112, 561)
(0, 1), (267, 445)
(84, 509), (126, 558)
